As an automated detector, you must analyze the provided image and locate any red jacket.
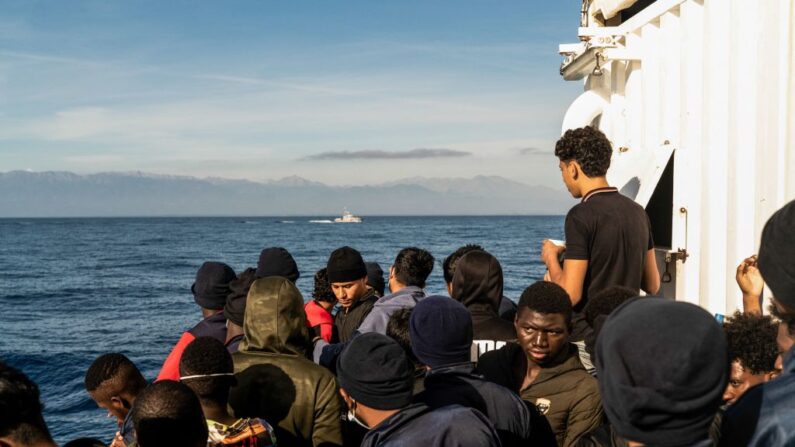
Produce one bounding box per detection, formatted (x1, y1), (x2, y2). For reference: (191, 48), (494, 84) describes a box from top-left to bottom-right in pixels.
(157, 312), (227, 381)
(304, 300), (334, 343)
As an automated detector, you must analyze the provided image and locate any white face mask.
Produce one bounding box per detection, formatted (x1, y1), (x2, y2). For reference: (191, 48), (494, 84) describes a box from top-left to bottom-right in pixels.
(347, 401), (369, 429)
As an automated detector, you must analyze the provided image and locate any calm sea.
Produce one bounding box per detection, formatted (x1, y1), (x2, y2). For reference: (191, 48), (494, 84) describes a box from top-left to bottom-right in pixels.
(0, 216), (563, 444)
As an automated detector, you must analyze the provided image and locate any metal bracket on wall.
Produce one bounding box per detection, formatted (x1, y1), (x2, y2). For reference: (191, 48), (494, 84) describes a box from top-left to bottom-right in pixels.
(661, 207), (689, 283)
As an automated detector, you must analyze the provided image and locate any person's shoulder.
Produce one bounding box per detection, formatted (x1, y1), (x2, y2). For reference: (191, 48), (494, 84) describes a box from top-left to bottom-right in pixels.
(478, 341), (519, 364)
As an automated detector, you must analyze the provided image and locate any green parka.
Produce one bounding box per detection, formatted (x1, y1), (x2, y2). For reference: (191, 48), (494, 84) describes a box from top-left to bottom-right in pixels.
(230, 277), (342, 447)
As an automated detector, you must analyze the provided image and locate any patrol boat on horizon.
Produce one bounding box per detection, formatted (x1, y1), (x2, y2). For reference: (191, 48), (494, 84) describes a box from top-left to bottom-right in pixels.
(334, 209), (362, 223)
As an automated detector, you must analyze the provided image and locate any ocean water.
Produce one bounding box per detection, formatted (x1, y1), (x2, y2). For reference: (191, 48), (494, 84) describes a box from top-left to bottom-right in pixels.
(0, 216), (563, 444)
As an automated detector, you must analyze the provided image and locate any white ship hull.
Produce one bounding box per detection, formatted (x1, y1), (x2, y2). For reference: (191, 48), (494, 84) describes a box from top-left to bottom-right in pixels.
(558, 0), (795, 315)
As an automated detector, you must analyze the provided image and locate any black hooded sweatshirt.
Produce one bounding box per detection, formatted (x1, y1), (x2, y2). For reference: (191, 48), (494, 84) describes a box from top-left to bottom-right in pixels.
(452, 251), (516, 360)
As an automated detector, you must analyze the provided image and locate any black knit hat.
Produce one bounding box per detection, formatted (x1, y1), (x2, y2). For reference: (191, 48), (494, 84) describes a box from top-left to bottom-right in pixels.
(758, 200), (795, 309)
(337, 333), (413, 410)
(255, 247), (299, 283)
(192, 262), (236, 310)
(327, 246), (367, 284)
(224, 268), (257, 327)
(595, 298), (728, 447)
(365, 262), (385, 296)
(410, 295), (473, 368)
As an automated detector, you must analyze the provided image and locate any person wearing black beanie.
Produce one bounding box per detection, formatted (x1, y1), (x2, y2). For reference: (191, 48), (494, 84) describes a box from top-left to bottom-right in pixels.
(327, 246), (378, 342)
(758, 199), (795, 311)
(594, 298), (727, 447)
(156, 261), (236, 382)
(256, 247), (300, 283)
(337, 332), (501, 447)
(223, 267), (258, 353)
(366, 262), (386, 297)
(411, 296), (556, 447)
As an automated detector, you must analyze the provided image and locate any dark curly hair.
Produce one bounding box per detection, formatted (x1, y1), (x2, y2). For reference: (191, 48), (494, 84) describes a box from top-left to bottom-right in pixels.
(393, 247), (434, 288)
(0, 361), (53, 444)
(554, 126), (613, 177)
(518, 281), (572, 324)
(179, 336), (236, 403)
(723, 311), (779, 374)
(443, 244), (485, 284)
(583, 285), (638, 327)
(312, 268), (336, 303)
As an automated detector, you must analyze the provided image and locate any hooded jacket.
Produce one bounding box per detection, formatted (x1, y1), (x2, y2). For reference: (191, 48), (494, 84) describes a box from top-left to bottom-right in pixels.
(417, 363), (557, 447)
(230, 277), (342, 447)
(477, 342), (602, 447)
(360, 402), (501, 447)
(452, 251), (516, 360)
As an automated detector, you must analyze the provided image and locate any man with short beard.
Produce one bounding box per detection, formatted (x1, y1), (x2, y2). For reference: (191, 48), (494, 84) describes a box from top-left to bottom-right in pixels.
(477, 281), (601, 447)
(327, 246), (378, 342)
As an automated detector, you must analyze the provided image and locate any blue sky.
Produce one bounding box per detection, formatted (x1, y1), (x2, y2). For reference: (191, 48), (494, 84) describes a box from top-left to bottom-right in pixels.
(0, 1), (584, 186)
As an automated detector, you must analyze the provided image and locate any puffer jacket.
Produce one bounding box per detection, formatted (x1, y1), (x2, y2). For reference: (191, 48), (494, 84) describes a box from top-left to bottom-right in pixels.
(230, 277), (342, 447)
(452, 251), (516, 360)
(477, 343), (602, 447)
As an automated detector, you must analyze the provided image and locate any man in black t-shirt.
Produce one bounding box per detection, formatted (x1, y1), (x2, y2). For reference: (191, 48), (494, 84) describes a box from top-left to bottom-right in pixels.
(541, 126), (660, 369)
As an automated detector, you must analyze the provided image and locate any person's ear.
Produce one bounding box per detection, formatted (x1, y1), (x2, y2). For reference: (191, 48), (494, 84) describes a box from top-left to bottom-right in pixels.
(110, 395), (128, 411)
(568, 161), (580, 181)
(389, 266), (395, 279)
(339, 388), (353, 408)
(447, 282), (453, 296)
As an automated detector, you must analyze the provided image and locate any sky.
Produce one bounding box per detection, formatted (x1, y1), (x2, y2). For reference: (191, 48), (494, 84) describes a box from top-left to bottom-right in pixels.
(0, 1), (584, 187)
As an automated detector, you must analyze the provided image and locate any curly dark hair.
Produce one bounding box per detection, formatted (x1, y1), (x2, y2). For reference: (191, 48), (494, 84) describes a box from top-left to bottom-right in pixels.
(443, 244), (485, 284)
(132, 380), (208, 447)
(0, 361), (52, 444)
(179, 337), (236, 403)
(312, 268), (336, 303)
(554, 126), (613, 177)
(723, 311), (778, 374)
(518, 281), (572, 324)
(84, 353), (146, 397)
(393, 247), (434, 288)
(583, 286), (638, 327)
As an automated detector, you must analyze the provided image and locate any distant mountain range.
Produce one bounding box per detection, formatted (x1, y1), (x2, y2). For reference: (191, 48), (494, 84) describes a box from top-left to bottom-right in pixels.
(0, 171), (575, 217)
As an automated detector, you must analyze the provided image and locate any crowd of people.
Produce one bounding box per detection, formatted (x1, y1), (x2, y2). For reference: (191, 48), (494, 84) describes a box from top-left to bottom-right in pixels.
(2, 127), (795, 447)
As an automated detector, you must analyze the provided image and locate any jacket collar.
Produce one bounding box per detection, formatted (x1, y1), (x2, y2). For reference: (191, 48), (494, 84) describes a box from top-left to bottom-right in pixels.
(521, 343), (584, 389)
(378, 286), (424, 303)
(345, 288), (377, 312)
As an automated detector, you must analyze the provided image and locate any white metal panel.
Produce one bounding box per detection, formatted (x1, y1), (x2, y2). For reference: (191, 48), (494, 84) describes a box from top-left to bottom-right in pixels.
(557, 0), (795, 315)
